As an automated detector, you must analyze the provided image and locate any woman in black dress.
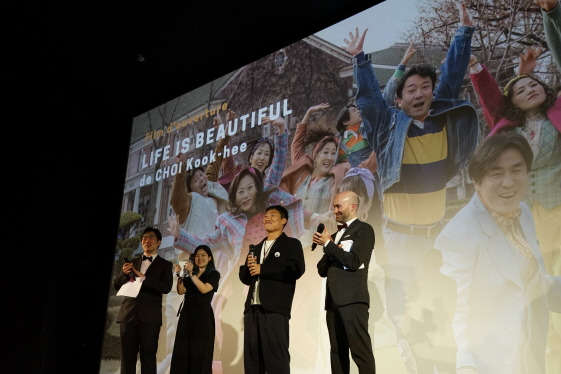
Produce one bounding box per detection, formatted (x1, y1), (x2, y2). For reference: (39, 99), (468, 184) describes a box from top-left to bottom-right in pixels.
(170, 245), (220, 374)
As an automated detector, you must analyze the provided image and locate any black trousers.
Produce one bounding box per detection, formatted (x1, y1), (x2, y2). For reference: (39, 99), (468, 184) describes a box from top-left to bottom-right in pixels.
(119, 315), (161, 374)
(326, 302), (376, 374)
(244, 305), (290, 374)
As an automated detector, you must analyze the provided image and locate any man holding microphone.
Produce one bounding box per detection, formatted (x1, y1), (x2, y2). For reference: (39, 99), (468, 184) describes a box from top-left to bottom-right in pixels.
(239, 205), (305, 374)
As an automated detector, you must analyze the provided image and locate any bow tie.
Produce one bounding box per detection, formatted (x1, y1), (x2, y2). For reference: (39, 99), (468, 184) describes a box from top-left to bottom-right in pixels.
(142, 255), (153, 262)
(337, 222), (348, 231)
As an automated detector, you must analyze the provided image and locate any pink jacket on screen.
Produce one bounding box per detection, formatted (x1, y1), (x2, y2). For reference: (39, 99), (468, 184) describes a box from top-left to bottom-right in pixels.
(470, 64), (561, 136)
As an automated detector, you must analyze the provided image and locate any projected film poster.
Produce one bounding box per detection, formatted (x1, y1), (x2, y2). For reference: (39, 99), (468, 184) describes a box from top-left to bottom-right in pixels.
(101, 1), (561, 373)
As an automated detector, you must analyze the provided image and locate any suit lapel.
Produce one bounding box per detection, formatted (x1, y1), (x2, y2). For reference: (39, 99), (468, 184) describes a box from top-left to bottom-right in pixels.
(336, 219), (360, 244)
(473, 196), (523, 288)
(256, 239), (266, 263)
(262, 233), (286, 263)
(135, 257), (143, 271)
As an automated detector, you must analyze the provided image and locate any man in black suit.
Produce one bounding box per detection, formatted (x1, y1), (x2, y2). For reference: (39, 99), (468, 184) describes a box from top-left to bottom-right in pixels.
(114, 227), (173, 374)
(313, 191), (376, 374)
(239, 205), (305, 374)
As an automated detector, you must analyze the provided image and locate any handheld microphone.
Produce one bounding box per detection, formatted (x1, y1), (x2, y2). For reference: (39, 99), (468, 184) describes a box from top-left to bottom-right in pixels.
(248, 244), (258, 277)
(124, 257), (135, 282)
(311, 223), (325, 251)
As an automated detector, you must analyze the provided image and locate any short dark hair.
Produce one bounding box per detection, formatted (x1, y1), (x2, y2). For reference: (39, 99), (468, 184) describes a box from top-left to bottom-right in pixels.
(266, 205), (288, 221)
(336, 104), (356, 132)
(396, 64), (437, 99)
(185, 167), (205, 192)
(142, 227), (162, 241)
(468, 131), (533, 184)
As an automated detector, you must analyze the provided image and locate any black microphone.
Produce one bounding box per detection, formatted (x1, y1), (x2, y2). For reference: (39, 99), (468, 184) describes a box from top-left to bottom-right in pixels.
(248, 244), (258, 277)
(124, 257), (135, 282)
(311, 223), (325, 251)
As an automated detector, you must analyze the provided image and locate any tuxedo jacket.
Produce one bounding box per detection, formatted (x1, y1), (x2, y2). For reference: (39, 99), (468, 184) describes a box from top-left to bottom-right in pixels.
(114, 254), (173, 325)
(239, 232), (305, 318)
(317, 219), (376, 309)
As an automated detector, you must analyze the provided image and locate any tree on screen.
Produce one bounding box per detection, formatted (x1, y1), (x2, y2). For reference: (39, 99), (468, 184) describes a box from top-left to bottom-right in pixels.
(406, 0), (559, 87)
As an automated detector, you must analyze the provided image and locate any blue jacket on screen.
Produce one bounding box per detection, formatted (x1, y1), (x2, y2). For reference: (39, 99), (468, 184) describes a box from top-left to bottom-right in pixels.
(353, 26), (479, 193)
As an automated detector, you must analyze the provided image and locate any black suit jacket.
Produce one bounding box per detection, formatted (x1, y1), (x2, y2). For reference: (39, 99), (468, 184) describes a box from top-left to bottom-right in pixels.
(317, 219), (381, 313)
(114, 254), (173, 324)
(239, 232), (305, 318)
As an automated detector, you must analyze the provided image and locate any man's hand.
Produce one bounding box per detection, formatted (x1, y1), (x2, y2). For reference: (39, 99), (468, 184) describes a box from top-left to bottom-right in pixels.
(131, 267), (146, 279)
(518, 44), (544, 74)
(343, 27), (368, 57)
(212, 114), (221, 128)
(122, 262), (134, 275)
(168, 214), (180, 238)
(400, 43), (417, 65)
(262, 116), (286, 134)
(302, 103), (330, 123)
(535, 0), (559, 12)
(225, 109), (236, 123)
(456, 2), (473, 27)
(248, 263), (261, 276)
(247, 253), (261, 276)
(312, 225), (332, 248)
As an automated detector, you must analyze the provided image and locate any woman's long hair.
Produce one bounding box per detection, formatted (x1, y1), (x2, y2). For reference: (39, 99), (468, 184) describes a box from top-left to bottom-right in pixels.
(500, 74), (557, 124)
(227, 167), (277, 216)
(246, 137), (274, 174)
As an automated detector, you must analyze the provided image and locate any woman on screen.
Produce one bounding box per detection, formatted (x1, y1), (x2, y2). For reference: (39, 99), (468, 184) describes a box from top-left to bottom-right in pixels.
(170, 245), (220, 374)
(169, 166), (305, 285)
(170, 163), (229, 262)
(468, 36), (561, 372)
(279, 104), (375, 249)
(279, 103), (347, 215)
(468, 0), (560, 278)
(207, 113), (288, 191)
(281, 103), (377, 214)
(170, 114), (288, 257)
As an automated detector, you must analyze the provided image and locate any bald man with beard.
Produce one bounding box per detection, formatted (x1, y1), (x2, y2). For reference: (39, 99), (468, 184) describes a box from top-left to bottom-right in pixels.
(313, 191), (377, 373)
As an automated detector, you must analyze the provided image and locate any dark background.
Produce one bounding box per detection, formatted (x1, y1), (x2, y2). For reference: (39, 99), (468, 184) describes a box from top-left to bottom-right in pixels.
(3, 1), (381, 372)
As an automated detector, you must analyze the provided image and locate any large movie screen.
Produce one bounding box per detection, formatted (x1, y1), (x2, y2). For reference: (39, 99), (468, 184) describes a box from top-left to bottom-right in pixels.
(101, 0), (561, 373)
